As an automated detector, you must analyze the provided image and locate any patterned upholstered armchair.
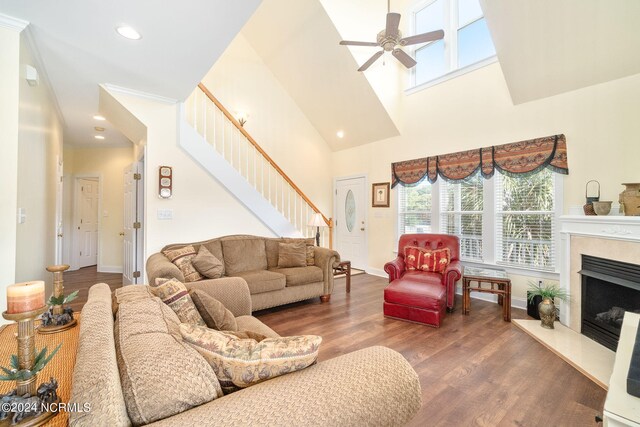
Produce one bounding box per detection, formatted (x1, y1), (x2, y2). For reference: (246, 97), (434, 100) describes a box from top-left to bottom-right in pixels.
(383, 234), (462, 327)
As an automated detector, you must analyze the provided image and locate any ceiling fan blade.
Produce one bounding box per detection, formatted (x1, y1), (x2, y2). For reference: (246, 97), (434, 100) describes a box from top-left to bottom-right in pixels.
(358, 50), (384, 72)
(339, 40), (380, 47)
(392, 48), (417, 69)
(400, 30), (445, 46)
(386, 12), (401, 37)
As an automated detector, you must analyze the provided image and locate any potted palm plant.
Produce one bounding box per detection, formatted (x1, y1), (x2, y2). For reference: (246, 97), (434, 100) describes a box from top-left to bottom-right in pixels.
(527, 282), (569, 329)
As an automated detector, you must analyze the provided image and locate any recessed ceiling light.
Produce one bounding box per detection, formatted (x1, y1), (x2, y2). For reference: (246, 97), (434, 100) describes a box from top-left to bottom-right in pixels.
(93, 115), (106, 121)
(116, 25), (142, 40)
(336, 130), (345, 138)
(94, 135), (105, 140)
(94, 126), (105, 132)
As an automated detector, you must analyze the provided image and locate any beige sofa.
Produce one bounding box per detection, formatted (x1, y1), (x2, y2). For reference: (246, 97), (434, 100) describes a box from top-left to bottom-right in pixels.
(69, 282), (422, 426)
(146, 235), (340, 311)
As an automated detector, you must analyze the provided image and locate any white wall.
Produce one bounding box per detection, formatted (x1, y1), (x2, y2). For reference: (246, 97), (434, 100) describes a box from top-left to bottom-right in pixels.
(103, 90), (275, 271)
(331, 63), (640, 301)
(63, 146), (133, 272)
(0, 27), (21, 316)
(14, 32), (64, 296)
(201, 33), (334, 217)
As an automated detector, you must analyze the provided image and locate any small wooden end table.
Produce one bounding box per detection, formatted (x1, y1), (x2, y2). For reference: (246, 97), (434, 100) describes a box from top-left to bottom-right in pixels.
(333, 260), (352, 293)
(462, 266), (511, 322)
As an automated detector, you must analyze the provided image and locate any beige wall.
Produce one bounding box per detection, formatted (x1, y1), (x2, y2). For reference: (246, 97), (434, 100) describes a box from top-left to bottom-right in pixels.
(63, 146), (133, 271)
(103, 90), (275, 278)
(0, 27), (21, 316)
(331, 63), (640, 301)
(201, 33), (334, 217)
(14, 32), (64, 298)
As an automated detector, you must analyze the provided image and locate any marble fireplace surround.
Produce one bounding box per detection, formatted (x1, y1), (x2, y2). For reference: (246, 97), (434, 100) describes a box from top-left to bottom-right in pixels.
(559, 215), (640, 330)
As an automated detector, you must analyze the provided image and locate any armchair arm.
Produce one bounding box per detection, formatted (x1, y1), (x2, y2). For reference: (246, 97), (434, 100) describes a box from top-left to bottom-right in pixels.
(384, 257), (405, 283)
(146, 253), (184, 285)
(443, 260), (462, 310)
(314, 247), (340, 296)
(186, 277), (252, 317)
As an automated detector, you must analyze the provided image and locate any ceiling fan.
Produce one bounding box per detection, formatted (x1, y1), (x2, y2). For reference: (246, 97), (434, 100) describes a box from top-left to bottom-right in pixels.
(339, 0), (444, 72)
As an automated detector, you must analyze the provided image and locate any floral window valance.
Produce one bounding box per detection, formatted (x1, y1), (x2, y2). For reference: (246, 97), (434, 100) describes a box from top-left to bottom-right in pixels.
(391, 134), (568, 188)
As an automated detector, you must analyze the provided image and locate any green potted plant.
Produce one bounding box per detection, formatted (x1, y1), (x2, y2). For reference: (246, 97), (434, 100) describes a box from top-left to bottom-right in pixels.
(527, 282), (569, 329)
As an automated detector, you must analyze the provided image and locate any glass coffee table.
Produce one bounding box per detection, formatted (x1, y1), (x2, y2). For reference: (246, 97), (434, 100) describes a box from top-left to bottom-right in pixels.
(462, 266), (511, 322)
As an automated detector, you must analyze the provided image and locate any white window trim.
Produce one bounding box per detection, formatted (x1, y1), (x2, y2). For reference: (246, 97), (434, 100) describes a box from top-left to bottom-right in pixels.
(407, 0), (497, 94)
(395, 172), (564, 276)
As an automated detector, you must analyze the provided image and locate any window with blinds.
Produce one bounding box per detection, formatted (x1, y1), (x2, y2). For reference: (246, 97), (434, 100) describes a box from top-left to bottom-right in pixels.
(495, 169), (555, 270)
(439, 173), (483, 261)
(398, 180), (432, 236)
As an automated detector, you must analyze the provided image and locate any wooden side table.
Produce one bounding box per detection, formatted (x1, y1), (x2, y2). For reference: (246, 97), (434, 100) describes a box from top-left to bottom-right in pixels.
(462, 266), (511, 322)
(333, 260), (352, 293)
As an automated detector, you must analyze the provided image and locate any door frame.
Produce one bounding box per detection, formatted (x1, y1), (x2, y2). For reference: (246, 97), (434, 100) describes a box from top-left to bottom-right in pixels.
(135, 152), (145, 284)
(54, 155), (64, 265)
(70, 173), (102, 271)
(333, 174), (368, 271)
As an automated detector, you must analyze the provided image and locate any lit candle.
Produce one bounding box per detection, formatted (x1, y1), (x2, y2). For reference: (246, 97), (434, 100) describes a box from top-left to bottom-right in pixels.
(6, 281), (46, 314)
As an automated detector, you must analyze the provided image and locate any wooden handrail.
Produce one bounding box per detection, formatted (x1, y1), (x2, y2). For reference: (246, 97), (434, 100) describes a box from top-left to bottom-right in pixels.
(197, 83), (333, 230)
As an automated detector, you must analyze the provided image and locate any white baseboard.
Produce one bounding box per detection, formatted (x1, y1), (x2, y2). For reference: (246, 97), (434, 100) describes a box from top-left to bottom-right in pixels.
(99, 265), (123, 274)
(366, 267), (387, 278)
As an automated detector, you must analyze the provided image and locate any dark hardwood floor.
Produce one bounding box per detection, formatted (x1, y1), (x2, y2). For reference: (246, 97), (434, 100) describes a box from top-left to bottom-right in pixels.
(64, 266), (122, 313)
(255, 274), (606, 427)
(67, 268), (605, 425)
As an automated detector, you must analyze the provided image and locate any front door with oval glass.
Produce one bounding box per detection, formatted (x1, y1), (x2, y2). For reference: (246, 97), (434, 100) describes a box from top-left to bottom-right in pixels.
(335, 176), (367, 270)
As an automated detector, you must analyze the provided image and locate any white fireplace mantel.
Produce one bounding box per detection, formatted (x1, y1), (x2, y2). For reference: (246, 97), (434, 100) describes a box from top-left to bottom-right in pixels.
(559, 214), (640, 328)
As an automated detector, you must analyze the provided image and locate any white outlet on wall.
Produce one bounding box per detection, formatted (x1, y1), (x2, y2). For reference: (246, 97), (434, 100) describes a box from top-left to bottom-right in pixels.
(157, 209), (173, 220)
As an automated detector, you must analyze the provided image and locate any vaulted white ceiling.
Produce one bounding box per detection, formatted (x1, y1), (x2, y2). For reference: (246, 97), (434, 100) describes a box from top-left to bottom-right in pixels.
(0, 0), (261, 146)
(242, 0), (399, 150)
(482, 0), (640, 104)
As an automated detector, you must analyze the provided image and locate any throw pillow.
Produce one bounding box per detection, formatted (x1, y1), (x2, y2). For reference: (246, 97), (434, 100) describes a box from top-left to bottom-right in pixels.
(404, 246), (451, 274)
(189, 289), (237, 331)
(162, 245), (204, 283)
(277, 241), (307, 268)
(180, 324), (321, 394)
(150, 278), (206, 326)
(192, 246), (224, 279)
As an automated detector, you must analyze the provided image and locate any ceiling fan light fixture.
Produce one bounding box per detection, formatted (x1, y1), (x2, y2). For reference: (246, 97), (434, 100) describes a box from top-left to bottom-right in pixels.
(116, 25), (142, 40)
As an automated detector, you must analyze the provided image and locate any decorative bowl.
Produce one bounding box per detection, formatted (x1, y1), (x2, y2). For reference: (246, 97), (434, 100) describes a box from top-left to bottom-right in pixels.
(593, 201), (612, 216)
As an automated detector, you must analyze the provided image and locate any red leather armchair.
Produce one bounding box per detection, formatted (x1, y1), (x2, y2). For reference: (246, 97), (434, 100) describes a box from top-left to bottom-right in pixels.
(383, 234), (462, 327)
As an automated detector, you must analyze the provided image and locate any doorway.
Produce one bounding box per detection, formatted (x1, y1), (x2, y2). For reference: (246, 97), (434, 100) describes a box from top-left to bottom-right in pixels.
(123, 159), (144, 285)
(73, 177), (100, 269)
(334, 175), (367, 270)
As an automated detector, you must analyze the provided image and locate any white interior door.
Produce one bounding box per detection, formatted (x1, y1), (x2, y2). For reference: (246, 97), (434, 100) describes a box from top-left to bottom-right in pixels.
(335, 176), (367, 270)
(54, 156), (63, 265)
(76, 178), (99, 268)
(123, 164), (137, 285)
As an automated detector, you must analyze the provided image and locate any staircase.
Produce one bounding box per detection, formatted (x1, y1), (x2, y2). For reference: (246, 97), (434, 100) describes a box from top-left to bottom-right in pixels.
(180, 83), (333, 247)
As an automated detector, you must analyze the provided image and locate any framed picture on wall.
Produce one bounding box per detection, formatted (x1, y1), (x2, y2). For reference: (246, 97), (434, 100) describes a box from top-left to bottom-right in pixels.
(372, 182), (390, 208)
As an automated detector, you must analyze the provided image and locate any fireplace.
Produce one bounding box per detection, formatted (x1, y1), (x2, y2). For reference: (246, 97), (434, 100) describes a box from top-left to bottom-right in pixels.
(580, 255), (640, 351)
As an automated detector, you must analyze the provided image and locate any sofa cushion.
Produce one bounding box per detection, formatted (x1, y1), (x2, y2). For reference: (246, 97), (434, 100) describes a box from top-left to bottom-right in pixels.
(162, 245), (204, 282)
(404, 246), (450, 274)
(277, 242), (307, 268)
(115, 297), (222, 425)
(150, 278), (206, 326)
(180, 324), (321, 393)
(201, 240), (225, 275)
(269, 266), (323, 287)
(266, 237), (315, 268)
(192, 246), (224, 279)
(222, 239), (268, 275)
(231, 270), (285, 295)
(112, 284), (154, 315)
(235, 315), (280, 338)
(189, 289), (237, 331)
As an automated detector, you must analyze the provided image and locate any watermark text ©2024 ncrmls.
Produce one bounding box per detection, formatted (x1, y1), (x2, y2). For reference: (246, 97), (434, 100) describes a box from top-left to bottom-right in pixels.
(1, 401), (91, 414)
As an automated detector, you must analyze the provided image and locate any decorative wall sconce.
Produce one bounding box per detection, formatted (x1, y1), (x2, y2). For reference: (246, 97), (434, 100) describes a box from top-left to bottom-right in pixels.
(159, 166), (172, 198)
(236, 111), (249, 127)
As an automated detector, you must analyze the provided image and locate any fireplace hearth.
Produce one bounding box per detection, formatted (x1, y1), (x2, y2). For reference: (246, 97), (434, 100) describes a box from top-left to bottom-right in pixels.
(580, 255), (640, 351)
